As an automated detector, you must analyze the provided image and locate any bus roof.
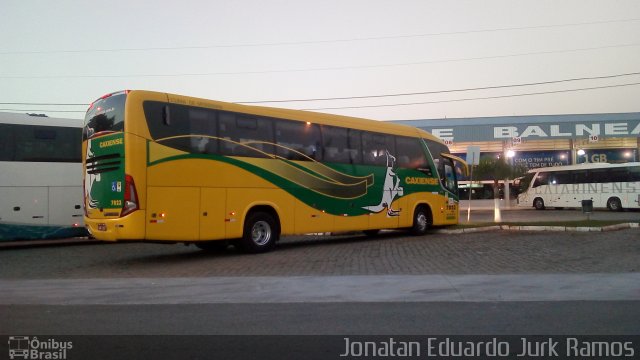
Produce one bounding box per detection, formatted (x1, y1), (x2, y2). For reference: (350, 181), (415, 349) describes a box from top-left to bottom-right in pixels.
(527, 162), (640, 173)
(126, 90), (444, 144)
(250, 103), (439, 141)
(0, 111), (83, 128)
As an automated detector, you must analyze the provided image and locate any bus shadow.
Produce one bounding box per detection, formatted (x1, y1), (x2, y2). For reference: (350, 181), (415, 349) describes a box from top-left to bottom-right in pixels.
(276, 231), (406, 251)
(113, 230), (411, 266)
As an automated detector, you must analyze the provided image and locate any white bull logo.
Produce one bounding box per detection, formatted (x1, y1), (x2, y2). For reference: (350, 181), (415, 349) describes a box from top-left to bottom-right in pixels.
(363, 150), (404, 217)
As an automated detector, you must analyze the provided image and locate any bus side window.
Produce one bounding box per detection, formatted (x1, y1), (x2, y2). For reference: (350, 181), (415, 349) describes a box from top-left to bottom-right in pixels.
(362, 132), (395, 166)
(347, 129), (362, 164)
(275, 120), (321, 161)
(571, 170), (587, 184)
(218, 112), (237, 156)
(321, 125), (349, 163)
(532, 172), (547, 187)
(553, 171), (570, 185)
(189, 108), (217, 154)
(589, 168), (629, 183)
(0, 124), (15, 161)
(238, 116), (274, 157)
(610, 169), (629, 182)
(14, 125), (81, 162)
(396, 136), (429, 172)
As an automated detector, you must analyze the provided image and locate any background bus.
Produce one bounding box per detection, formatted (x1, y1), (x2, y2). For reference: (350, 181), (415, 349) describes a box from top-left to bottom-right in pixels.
(83, 90), (466, 252)
(517, 162), (640, 211)
(0, 112), (87, 241)
(458, 180), (519, 200)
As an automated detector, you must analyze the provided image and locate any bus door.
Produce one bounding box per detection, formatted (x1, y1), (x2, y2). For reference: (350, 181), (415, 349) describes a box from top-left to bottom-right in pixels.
(441, 153), (466, 222)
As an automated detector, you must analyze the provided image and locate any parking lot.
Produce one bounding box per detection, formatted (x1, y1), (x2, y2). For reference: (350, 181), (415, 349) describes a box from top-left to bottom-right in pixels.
(1, 225), (638, 280)
(2, 209), (639, 337)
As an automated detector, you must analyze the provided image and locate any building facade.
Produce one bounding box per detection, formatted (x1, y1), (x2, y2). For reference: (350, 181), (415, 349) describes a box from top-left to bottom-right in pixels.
(396, 112), (640, 170)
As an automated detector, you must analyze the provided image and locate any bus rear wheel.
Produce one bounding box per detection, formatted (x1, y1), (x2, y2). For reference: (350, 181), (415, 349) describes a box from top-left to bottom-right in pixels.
(239, 211), (279, 253)
(607, 197), (623, 212)
(533, 198), (545, 210)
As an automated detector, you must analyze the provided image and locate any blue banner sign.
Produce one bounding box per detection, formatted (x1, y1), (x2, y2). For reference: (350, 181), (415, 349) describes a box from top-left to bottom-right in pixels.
(512, 151), (571, 169)
(577, 148), (638, 164)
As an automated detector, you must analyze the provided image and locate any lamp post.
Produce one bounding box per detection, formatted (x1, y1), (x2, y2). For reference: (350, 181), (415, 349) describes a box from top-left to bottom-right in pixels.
(504, 150), (516, 209)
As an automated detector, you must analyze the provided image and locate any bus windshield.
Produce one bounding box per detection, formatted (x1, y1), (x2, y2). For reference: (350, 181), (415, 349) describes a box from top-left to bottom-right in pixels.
(519, 173), (534, 193)
(83, 91), (127, 140)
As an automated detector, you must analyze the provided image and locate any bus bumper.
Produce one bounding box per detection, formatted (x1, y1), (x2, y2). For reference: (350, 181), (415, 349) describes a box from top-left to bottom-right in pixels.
(84, 211), (146, 241)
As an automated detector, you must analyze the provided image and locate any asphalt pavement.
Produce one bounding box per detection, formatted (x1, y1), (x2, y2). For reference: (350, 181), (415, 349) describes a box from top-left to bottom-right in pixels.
(1, 209), (638, 341)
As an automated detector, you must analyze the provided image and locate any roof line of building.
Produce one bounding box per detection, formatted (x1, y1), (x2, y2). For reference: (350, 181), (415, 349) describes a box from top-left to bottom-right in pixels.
(396, 112), (640, 126)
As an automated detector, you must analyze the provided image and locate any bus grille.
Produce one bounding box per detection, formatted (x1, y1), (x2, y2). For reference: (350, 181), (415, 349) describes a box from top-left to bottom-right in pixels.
(86, 153), (121, 174)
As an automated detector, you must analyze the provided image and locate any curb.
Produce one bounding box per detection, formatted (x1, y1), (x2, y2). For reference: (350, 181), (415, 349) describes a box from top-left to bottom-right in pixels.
(433, 222), (639, 234)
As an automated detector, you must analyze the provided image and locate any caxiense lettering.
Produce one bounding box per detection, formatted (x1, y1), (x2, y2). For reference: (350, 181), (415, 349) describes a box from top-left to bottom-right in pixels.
(99, 138), (123, 148)
(405, 177), (439, 185)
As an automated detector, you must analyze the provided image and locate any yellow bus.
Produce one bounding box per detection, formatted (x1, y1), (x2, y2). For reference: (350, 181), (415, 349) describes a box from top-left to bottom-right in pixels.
(83, 90), (466, 252)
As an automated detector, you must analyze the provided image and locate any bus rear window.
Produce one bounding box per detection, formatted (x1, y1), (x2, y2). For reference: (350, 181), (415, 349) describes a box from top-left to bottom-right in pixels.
(83, 92), (127, 140)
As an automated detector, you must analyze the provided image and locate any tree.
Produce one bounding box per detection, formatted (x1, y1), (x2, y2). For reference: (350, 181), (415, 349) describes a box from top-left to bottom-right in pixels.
(473, 156), (527, 199)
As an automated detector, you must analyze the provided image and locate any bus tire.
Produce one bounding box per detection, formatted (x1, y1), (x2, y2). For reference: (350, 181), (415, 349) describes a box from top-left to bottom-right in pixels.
(410, 205), (431, 236)
(239, 211), (279, 253)
(607, 197), (623, 212)
(533, 198), (545, 210)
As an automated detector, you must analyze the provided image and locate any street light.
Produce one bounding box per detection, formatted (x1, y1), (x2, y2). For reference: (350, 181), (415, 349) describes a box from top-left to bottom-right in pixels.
(577, 149), (587, 164)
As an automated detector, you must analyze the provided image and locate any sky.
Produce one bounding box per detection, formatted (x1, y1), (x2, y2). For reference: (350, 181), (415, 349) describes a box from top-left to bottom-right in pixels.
(1, 0), (640, 121)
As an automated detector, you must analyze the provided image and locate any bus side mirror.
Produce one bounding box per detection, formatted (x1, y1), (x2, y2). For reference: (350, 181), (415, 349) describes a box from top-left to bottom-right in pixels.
(162, 105), (171, 126)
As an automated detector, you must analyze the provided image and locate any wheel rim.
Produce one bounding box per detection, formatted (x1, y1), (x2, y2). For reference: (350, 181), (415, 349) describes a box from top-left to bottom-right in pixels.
(251, 220), (272, 246)
(609, 199), (620, 210)
(416, 212), (427, 232)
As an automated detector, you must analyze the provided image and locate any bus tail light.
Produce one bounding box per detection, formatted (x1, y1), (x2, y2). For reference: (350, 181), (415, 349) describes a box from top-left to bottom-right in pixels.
(82, 181), (88, 216)
(121, 174), (139, 217)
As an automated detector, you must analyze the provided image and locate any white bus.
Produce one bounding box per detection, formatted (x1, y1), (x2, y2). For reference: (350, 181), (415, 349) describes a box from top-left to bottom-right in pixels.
(0, 112), (87, 240)
(517, 162), (640, 211)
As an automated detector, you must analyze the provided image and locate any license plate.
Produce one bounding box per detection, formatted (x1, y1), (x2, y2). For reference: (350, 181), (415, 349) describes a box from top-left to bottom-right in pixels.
(97, 223), (107, 231)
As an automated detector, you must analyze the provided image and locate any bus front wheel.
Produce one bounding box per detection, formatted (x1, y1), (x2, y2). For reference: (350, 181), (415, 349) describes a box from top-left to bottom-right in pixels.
(240, 211), (279, 253)
(607, 197), (623, 212)
(533, 198), (545, 210)
(410, 206), (431, 236)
